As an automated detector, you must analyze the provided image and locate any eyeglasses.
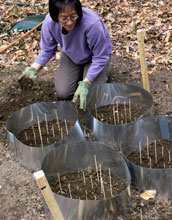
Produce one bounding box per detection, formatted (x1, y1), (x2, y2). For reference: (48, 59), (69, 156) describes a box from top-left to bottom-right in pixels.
(58, 16), (79, 24)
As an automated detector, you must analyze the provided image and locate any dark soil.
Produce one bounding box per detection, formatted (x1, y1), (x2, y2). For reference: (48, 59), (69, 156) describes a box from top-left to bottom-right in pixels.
(17, 119), (75, 147)
(1, 55), (172, 219)
(50, 169), (126, 200)
(127, 139), (172, 168)
(93, 103), (145, 125)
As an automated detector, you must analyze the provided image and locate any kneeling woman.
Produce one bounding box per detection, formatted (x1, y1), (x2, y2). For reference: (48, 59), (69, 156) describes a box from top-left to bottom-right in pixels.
(19, 0), (112, 110)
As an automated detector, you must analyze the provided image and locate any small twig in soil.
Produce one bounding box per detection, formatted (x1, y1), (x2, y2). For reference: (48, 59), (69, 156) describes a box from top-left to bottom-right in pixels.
(37, 116), (43, 147)
(44, 113), (49, 135)
(51, 125), (55, 138)
(55, 110), (60, 131)
(82, 171), (86, 186)
(90, 175), (93, 189)
(169, 150), (171, 167)
(149, 156), (152, 169)
(68, 183), (72, 198)
(57, 173), (62, 193)
(129, 99), (132, 121)
(94, 155), (99, 182)
(64, 119), (69, 135)
(32, 126), (37, 146)
(139, 141), (142, 164)
(154, 140), (158, 164)
(140, 208), (143, 220)
(24, 131), (28, 141)
(124, 101), (127, 123)
(85, 190), (88, 200)
(146, 136), (149, 159)
(61, 128), (63, 139)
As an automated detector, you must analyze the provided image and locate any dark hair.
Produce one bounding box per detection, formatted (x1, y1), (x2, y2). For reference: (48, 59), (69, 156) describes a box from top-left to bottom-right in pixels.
(49, 0), (83, 23)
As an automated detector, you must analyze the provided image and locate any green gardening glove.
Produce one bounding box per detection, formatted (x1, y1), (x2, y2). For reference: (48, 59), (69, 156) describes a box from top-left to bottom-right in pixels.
(18, 66), (37, 81)
(72, 81), (91, 111)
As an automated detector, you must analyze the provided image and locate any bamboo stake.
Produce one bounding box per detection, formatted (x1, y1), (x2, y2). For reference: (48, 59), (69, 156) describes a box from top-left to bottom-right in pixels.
(137, 29), (150, 92)
(94, 155), (99, 182)
(37, 116), (43, 147)
(0, 21), (44, 54)
(34, 170), (64, 220)
(149, 157), (152, 169)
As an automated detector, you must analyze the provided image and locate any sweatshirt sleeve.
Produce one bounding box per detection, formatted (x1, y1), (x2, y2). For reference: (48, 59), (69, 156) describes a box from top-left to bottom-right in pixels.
(34, 19), (58, 67)
(86, 20), (111, 81)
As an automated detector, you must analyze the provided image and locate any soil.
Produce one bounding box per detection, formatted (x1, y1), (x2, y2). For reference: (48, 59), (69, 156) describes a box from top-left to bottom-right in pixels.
(1, 54), (172, 219)
(50, 169), (126, 200)
(127, 139), (172, 168)
(17, 119), (75, 147)
(93, 103), (145, 125)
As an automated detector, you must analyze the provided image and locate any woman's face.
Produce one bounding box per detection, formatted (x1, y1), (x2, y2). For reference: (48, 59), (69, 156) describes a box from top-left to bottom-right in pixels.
(58, 6), (78, 32)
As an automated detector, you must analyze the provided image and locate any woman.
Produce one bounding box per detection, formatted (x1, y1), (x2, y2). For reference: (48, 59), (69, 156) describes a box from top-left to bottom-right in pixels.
(19, 0), (112, 110)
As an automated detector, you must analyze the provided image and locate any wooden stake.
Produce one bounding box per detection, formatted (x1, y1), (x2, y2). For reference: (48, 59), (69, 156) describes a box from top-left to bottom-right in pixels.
(37, 116), (43, 147)
(154, 140), (158, 164)
(94, 155), (99, 182)
(137, 29), (150, 92)
(100, 177), (106, 199)
(139, 141), (142, 164)
(108, 168), (113, 196)
(34, 170), (64, 220)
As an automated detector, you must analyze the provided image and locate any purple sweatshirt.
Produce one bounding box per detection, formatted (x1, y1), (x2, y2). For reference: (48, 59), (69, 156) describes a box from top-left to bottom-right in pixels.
(35, 7), (112, 81)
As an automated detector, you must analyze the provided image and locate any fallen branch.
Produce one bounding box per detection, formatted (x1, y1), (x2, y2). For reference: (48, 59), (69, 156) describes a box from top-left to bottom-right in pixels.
(0, 21), (43, 54)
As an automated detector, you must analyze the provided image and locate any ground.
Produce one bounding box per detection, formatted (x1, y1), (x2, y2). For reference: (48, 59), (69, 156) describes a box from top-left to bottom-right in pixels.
(0, 53), (172, 220)
(0, 0), (172, 219)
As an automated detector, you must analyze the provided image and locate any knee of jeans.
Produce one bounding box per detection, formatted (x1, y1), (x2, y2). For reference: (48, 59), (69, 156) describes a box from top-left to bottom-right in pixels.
(55, 85), (73, 99)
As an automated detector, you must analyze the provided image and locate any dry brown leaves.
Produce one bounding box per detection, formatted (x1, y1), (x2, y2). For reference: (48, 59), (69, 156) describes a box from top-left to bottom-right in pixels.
(0, 0), (171, 71)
